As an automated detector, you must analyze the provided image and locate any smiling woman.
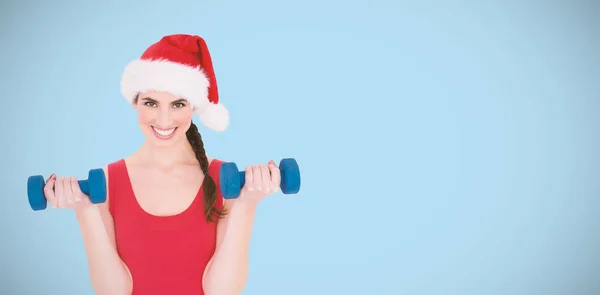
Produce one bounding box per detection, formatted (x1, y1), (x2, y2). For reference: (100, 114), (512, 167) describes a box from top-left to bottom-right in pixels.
(41, 34), (282, 295)
(135, 95), (192, 142)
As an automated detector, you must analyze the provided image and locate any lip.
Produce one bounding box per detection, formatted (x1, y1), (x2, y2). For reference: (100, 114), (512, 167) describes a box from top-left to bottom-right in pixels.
(151, 125), (178, 140)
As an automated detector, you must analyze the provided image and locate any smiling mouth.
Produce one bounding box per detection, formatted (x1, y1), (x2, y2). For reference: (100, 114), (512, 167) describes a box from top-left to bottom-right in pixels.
(151, 126), (177, 139)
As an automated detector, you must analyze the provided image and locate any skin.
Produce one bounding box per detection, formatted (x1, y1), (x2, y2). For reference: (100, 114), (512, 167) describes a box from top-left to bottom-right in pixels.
(44, 90), (280, 295)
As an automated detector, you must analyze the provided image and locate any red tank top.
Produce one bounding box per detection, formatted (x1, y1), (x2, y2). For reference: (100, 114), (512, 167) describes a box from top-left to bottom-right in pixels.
(107, 158), (224, 295)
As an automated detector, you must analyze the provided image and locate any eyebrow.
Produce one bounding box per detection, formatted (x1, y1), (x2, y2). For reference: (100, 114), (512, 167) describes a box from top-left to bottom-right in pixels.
(140, 97), (188, 104)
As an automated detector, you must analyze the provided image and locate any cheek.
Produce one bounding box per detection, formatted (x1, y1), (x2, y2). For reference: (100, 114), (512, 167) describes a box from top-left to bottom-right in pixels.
(173, 108), (194, 124)
(137, 109), (155, 124)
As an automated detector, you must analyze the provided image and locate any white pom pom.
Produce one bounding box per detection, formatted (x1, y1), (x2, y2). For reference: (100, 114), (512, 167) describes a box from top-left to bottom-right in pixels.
(197, 103), (230, 132)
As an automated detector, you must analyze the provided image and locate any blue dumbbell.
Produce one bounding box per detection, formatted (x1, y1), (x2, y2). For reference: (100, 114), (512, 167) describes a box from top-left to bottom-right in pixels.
(219, 158), (301, 199)
(27, 169), (107, 211)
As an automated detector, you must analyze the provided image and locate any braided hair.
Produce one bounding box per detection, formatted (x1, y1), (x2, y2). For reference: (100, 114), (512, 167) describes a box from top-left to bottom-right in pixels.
(185, 121), (227, 222)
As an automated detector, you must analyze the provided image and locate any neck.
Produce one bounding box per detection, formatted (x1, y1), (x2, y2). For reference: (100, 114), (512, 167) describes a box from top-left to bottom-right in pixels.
(136, 138), (197, 167)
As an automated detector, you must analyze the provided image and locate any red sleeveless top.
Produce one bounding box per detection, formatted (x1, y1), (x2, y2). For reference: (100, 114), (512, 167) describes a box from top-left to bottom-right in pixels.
(107, 158), (224, 295)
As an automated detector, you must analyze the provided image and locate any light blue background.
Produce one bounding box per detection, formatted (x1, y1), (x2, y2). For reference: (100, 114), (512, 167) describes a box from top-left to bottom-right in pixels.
(2, 0), (599, 294)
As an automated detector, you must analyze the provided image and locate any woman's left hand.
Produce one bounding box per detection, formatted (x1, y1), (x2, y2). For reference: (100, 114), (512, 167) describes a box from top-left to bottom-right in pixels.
(237, 160), (281, 204)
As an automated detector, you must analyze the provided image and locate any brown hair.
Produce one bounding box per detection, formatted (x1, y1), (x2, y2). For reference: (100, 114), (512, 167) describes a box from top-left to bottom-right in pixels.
(133, 94), (226, 223)
(185, 121), (227, 222)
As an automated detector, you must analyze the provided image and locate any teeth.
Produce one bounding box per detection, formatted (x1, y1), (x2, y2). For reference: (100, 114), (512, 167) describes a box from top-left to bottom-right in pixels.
(153, 127), (175, 136)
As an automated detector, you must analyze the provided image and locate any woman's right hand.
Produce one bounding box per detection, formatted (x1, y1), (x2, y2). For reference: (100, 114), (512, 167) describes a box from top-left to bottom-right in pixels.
(43, 173), (94, 212)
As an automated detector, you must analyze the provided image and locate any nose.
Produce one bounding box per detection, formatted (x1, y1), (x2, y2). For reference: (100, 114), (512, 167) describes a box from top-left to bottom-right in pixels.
(156, 108), (173, 127)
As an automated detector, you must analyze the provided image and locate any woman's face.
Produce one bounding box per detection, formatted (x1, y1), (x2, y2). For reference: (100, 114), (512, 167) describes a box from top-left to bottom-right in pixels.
(134, 90), (194, 148)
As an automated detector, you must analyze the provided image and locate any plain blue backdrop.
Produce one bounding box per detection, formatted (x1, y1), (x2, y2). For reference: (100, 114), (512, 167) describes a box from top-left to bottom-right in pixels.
(1, 0), (599, 294)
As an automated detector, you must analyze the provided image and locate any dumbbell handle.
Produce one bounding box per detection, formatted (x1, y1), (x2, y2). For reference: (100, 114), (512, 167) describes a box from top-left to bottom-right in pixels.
(234, 170), (283, 188)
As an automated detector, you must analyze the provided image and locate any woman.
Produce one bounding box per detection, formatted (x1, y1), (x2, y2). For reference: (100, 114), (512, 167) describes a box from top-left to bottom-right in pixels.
(42, 34), (280, 295)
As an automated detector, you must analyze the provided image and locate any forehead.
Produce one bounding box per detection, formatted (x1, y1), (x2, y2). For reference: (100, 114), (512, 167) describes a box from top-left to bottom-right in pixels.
(138, 90), (184, 102)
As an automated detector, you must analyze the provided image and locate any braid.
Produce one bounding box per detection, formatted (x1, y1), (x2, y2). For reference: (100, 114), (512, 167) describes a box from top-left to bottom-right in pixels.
(186, 122), (227, 222)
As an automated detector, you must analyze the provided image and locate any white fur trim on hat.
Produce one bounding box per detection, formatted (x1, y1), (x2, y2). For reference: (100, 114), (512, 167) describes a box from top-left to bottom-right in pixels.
(120, 58), (229, 131)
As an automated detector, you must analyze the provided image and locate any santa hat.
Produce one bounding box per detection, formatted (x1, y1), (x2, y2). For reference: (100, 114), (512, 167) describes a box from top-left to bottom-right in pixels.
(120, 34), (229, 131)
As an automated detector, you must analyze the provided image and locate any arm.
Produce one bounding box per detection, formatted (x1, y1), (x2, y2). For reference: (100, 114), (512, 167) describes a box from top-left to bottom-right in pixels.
(75, 166), (133, 295)
(202, 161), (280, 295)
(202, 199), (258, 295)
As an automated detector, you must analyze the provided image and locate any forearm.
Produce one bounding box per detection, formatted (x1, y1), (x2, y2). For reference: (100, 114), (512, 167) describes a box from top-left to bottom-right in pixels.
(76, 207), (132, 295)
(203, 201), (258, 295)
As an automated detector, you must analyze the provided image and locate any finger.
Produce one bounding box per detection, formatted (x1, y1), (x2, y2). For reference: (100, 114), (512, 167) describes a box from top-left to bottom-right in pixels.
(244, 166), (254, 191)
(43, 174), (57, 208)
(71, 177), (83, 202)
(268, 162), (281, 192)
(46, 173), (56, 182)
(55, 177), (65, 208)
(64, 176), (74, 205)
(252, 165), (262, 191)
(259, 164), (270, 193)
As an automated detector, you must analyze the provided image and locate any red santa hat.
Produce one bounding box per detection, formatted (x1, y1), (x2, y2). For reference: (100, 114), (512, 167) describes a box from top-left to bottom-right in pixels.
(120, 34), (229, 131)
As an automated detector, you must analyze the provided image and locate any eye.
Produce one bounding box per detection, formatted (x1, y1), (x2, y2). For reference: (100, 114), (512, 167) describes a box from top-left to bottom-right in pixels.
(173, 102), (186, 108)
(144, 101), (157, 107)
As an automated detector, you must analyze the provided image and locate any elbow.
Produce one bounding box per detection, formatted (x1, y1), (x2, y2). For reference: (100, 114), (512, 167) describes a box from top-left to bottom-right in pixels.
(92, 286), (131, 295)
(203, 276), (247, 295)
(92, 284), (132, 295)
(91, 275), (132, 295)
(89, 261), (133, 295)
(204, 286), (246, 295)
(91, 282), (132, 295)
